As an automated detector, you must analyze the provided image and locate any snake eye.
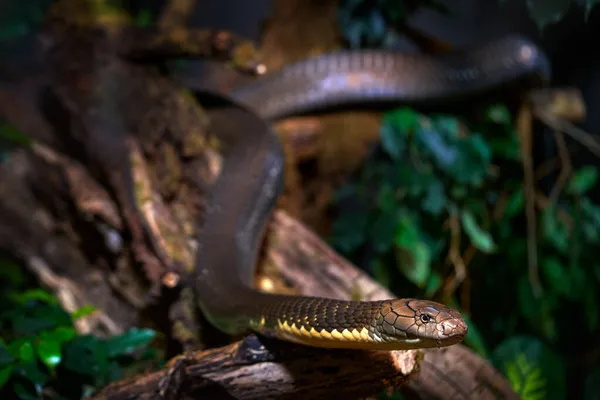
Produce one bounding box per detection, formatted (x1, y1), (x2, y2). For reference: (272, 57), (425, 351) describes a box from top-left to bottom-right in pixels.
(420, 314), (431, 323)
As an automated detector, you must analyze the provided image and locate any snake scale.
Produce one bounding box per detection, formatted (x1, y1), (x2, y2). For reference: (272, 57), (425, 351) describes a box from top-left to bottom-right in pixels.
(192, 35), (550, 350)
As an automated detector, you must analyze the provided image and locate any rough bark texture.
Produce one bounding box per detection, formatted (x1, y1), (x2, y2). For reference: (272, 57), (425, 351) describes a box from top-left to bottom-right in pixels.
(94, 333), (419, 400)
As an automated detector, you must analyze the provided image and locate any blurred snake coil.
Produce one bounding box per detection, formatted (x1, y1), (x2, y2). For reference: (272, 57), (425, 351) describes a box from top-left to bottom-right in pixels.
(193, 35), (550, 350)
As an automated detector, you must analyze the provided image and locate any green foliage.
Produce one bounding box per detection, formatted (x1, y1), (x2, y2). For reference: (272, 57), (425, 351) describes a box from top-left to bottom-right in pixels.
(0, 259), (159, 399)
(337, 0), (448, 48)
(331, 106), (507, 292)
(492, 336), (565, 400)
(0, 0), (52, 40)
(330, 104), (600, 396)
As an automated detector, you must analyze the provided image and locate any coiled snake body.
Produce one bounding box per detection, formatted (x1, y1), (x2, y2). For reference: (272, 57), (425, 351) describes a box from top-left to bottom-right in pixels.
(193, 35), (550, 350)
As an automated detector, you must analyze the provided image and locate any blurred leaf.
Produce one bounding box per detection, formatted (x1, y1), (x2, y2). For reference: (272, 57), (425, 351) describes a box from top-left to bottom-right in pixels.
(395, 165), (436, 197)
(504, 189), (524, 218)
(424, 272), (441, 297)
(106, 360), (124, 385)
(47, 326), (77, 345)
(35, 333), (62, 371)
(540, 257), (574, 301)
(567, 166), (598, 195)
(134, 9), (153, 27)
(485, 104), (512, 125)
(422, 179), (447, 215)
(460, 209), (496, 253)
(11, 304), (72, 336)
(0, 256), (26, 287)
(10, 289), (57, 305)
(14, 341), (34, 363)
(62, 336), (108, 383)
(0, 0), (51, 40)
(376, 183), (397, 212)
(527, 0), (572, 31)
(417, 127), (459, 170)
(331, 209), (369, 254)
(386, 108), (419, 135)
(14, 360), (48, 392)
(380, 121), (405, 159)
(0, 365), (13, 389)
(395, 216), (431, 286)
(0, 123), (29, 143)
(492, 335), (565, 400)
(104, 328), (156, 359)
(488, 132), (521, 160)
(71, 305), (96, 320)
(541, 207), (569, 253)
(517, 278), (558, 341)
(12, 381), (40, 400)
(395, 243), (431, 287)
(371, 211), (397, 253)
(0, 342), (14, 367)
(584, 366), (600, 400)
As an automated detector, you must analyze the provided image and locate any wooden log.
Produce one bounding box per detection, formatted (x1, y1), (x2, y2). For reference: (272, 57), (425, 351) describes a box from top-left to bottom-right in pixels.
(93, 334), (419, 400)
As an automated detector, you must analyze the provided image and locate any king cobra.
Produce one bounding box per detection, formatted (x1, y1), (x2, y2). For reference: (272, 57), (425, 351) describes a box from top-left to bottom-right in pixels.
(192, 35), (550, 350)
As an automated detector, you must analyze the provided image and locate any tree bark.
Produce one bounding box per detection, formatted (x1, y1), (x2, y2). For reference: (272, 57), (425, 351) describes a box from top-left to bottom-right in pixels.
(94, 333), (419, 400)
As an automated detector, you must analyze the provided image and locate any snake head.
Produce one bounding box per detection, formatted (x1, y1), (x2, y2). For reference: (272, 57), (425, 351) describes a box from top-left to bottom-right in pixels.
(377, 299), (468, 349)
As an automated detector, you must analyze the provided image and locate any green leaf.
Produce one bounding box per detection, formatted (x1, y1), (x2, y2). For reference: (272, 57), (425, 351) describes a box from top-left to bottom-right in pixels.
(12, 381), (40, 400)
(48, 326), (77, 344)
(460, 209), (496, 253)
(527, 0), (572, 31)
(540, 257), (574, 300)
(35, 333), (62, 371)
(422, 179), (447, 215)
(386, 107), (420, 134)
(492, 335), (565, 400)
(394, 165), (436, 197)
(0, 343), (14, 367)
(395, 242), (431, 287)
(71, 305), (96, 320)
(424, 272), (441, 297)
(0, 365), (14, 389)
(504, 189), (524, 218)
(371, 212), (397, 253)
(541, 207), (570, 253)
(485, 104), (512, 125)
(517, 278), (558, 341)
(62, 335), (108, 384)
(0, 124), (31, 147)
(394, 216), (431, 286)
(15, 341), (35, 363)
(9, 289), (57, 305)
(134, 9), (153, 27)
(380, 119), (405, 159)
(104, 328), (157, 359)
(11, 304), (73, 336)
(567, 166), (598, 195)
(14, 360), (48, 391)
(330, 210), (369, 254)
